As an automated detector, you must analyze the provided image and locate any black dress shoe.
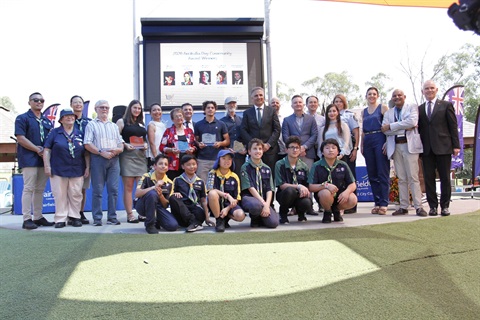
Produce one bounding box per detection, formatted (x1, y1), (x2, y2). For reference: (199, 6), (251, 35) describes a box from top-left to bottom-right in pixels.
(428, 208), (438, 216)
(80, 212), (90, 224)
(441, 208), (450, 216)
(71, 219), (83, 227)
(55, 222), (66, 228)
(22, 219), (38, 230)
(416, 208), (428, 217)
(145, 225), (159, 234)
(34, 217), (55, 226)
(393, 208), (408, 216)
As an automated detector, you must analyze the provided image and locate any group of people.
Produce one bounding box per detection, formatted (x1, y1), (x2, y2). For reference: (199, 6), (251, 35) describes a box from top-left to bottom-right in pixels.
(15, 80), (459, 234)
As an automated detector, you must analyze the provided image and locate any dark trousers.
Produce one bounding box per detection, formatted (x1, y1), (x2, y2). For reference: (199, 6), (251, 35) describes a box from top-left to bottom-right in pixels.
(421, 153), (452, 209)
(135, 190), (179, 231)
(241, 195), (279, 228)
(262, 152), (278, 181)
(168, 196), (205, 227)
(276, 187), (313, 218)
(233, 153), (246, 177)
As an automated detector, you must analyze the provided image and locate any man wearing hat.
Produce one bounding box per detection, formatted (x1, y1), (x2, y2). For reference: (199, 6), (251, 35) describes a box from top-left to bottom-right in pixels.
(220, 96), (246, 177)
(206, 149), (245, 232)
(43, 108), (88, 228)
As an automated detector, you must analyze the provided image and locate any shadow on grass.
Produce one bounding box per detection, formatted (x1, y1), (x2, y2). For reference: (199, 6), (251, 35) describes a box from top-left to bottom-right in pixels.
(1, 211), (479, 319)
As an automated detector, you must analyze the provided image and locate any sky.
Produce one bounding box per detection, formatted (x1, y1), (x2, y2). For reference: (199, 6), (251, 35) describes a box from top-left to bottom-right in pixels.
(1, 0), (479, 116)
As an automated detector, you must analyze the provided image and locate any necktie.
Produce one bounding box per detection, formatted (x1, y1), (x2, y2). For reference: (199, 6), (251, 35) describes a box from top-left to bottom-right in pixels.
(257, 108), (262, 126)
(185, 121), (190, 129)
(427, 101), (432, 119)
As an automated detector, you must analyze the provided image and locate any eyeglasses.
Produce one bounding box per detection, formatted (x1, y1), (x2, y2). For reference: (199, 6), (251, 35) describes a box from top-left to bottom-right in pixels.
(288, 146), (300, 150)
(31, 98), (45, 103)
(97, 106), (110, 110)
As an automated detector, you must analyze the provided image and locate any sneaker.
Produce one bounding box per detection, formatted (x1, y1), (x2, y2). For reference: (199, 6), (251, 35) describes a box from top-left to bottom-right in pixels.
(392, 208), (408, 216)
(279, 216), (290, 224)
(146, 225), (159, 234)
(215, 218), (226, 232)
(22, 219), (38, 230)
(107, 218), (121, 225)
(186, 223), (203, 232)
(93, 220), (102, 226)
(307, 211), (319, 216)
(298, 215), (307, 222)
(33, 217), (55, 226)
(138, 214), (146, 222)
(416, 208), (428, 217)
(428, 208), (438, 216)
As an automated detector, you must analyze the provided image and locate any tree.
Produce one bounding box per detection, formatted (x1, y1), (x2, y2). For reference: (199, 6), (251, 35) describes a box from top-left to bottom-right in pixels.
(365, 72), (393, 105)
(0, 96), (17, 114)
(301, 71), (361, 108)
(275, 81), (295, 102)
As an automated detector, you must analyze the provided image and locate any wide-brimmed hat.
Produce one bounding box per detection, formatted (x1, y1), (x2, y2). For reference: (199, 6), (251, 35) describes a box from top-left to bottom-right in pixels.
(213, 149), (235, 170)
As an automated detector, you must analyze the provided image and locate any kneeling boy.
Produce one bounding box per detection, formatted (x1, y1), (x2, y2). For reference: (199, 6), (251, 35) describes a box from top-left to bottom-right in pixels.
(135, 154), (174, 234)
(240, 138), (279, 228)
(170, 155), (215, 232)
(308, 138), (357, 223)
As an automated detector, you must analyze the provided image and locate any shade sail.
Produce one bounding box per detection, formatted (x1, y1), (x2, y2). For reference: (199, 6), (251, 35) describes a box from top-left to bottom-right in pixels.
(318, 0), (453, 8)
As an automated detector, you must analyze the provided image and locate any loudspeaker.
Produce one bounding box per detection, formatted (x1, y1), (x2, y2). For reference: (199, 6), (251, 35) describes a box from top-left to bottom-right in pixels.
(112, 105), (126, 124)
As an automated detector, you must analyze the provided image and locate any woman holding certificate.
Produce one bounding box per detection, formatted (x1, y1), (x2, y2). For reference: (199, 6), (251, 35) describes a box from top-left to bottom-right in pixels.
(117, 99), (148, 223)
(159, 108), (197, 180)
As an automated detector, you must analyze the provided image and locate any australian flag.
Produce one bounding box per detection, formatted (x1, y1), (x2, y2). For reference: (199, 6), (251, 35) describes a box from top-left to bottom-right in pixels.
(42, 103), (60, 127)
(444, 86), (464, 170)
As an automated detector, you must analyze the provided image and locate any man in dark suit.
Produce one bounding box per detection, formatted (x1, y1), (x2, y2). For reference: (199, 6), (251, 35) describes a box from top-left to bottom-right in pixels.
(418, 80), (460, 216)
(240, 87), (281, 174)
(282, 95), (318, 168)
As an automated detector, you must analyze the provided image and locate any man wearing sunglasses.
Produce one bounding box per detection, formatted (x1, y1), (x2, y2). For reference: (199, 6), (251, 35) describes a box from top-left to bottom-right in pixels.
(15, 92), (55, 229)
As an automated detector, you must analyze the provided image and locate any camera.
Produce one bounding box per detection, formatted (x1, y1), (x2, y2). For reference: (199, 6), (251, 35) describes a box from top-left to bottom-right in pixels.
(448, 0), (480, 34)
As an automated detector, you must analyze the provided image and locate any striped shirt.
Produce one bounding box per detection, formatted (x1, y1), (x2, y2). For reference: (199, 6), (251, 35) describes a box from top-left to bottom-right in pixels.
(83, 117), (123, 150)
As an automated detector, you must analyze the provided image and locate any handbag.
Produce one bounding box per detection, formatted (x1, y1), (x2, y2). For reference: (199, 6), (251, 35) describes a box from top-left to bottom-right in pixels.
(407, 128), (423, 154)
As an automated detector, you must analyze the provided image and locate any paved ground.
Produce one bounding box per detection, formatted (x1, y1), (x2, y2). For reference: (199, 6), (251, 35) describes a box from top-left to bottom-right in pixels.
(1, 196), (479, 234)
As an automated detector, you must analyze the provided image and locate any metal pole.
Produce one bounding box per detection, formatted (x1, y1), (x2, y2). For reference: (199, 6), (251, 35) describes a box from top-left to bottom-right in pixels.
(133, 0), (140, 100)
(264, 0), (273, 102)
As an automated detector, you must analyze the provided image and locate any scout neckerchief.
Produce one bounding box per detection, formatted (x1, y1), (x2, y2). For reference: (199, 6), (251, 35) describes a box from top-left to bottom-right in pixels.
(75, 118), (84, 133)
(61, 127), (76, 158)
(248, 160), (263, 198)
(214, 169), (234, 209)
(321, 158), (340, 183)
(180, 173), (198, 204)
(36, 117), (45, 143)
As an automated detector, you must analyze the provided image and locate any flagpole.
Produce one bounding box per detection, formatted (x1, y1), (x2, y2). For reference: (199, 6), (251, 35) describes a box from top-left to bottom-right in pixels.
(133, 0), (140, 100)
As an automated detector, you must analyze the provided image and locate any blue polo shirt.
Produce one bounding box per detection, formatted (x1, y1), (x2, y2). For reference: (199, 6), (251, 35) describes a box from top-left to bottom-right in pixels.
(219, 114), (243, 148)
(194, 117), (228, 160)
(14, 110), (53, 168)
(74, 116), (91, 134)
(43, 127), (86, 177)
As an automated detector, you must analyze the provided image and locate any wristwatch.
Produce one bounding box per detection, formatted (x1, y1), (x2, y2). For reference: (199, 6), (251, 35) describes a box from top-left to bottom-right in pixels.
(98, 149), (103, 154)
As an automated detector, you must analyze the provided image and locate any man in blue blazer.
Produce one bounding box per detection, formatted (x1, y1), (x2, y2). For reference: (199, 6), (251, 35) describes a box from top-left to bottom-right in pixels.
(418, 80), (460, 216)
(282, 95), (318, 168)
(240, 87), (281, 174)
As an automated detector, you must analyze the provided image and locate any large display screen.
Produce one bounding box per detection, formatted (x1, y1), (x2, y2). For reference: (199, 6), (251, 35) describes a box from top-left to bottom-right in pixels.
(160, 43), (250, 107)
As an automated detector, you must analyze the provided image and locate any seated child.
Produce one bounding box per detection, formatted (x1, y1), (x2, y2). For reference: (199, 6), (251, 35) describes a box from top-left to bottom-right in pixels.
(170, 155), (215, 232)
(308, 138), (357, 223)
(240, 138), (279, 228)
(135, 154), (174, 234)
(275, 136), (313, 224)
(207, 149), (246, 232)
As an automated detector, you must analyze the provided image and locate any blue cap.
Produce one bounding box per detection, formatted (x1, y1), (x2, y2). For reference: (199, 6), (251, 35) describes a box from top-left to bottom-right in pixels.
(59, 108), (77, 122)
(213, 149), (235, 170)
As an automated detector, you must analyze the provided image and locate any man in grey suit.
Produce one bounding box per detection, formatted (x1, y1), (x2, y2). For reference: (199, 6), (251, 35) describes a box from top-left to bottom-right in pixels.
(240, 87), (281, 174)
(418, 80), (460, 216)
(282, 95), (318, 168)
(381, 89), (427, 217)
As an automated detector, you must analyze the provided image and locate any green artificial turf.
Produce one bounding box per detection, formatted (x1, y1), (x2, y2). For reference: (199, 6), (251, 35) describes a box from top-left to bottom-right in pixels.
(1, 211), (480, 319)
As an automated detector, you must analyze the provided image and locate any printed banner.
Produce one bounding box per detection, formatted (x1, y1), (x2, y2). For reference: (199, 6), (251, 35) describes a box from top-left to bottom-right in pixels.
(443, 85), (464, 170)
